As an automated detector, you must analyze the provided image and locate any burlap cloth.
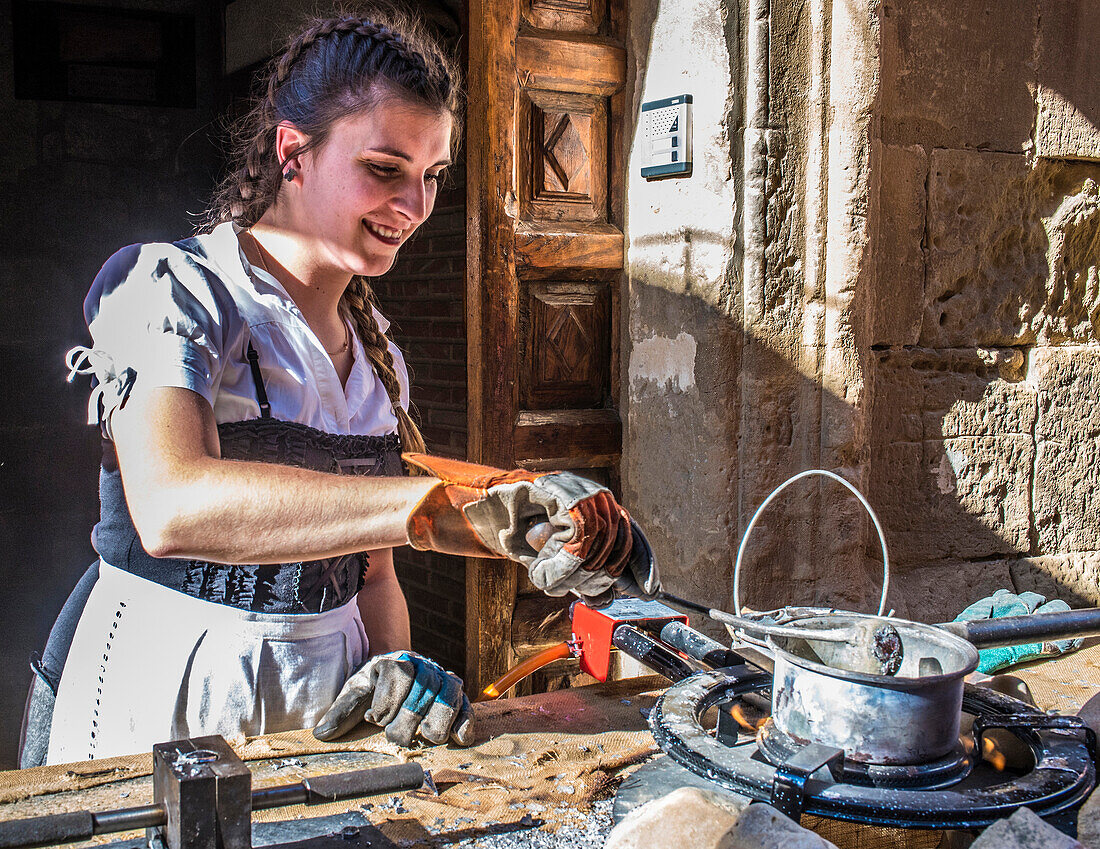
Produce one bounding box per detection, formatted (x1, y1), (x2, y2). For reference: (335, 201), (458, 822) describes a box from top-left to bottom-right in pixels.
(0, 675), (666, 845)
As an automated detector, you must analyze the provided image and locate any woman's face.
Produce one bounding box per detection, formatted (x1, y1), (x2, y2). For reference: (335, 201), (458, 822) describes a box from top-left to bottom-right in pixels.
(295, 97), (453, 279)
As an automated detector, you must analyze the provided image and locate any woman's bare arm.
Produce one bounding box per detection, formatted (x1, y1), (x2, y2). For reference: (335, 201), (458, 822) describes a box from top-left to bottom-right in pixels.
(356, 548), (412, 656)
(110, 385), (437, 564)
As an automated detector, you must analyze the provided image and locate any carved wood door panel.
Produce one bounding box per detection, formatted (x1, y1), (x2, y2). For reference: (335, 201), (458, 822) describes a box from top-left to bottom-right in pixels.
(466, 0), (626, 692)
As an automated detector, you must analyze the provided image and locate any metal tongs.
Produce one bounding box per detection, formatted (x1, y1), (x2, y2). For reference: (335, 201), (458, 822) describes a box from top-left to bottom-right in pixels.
(653, 594), (905, 676)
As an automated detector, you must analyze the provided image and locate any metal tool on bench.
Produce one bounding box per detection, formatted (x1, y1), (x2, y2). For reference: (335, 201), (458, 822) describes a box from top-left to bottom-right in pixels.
(0, 735), (426, 849)
(539, 468), (1100, 834)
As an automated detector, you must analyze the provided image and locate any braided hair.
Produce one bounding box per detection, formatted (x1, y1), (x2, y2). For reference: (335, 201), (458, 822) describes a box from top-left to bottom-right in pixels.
(208, 6), (461, 454)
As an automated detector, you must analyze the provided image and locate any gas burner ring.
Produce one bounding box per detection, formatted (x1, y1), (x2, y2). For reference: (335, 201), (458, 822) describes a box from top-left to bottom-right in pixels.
(756, 718), (974, 790)
(649, 666), (1097, 830)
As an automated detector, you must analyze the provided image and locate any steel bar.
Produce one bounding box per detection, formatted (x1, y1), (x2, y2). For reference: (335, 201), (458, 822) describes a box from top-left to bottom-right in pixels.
(659, 620), (744, 668)
(936, 607), (1100, 649)
(655, 592), (858, 645)
(252, 763), (426, 810)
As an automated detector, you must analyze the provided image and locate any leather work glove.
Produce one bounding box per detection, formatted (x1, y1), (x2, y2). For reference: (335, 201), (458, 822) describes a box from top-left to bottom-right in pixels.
(403, 453), (660, 602)
(313, 651), (474, 747)
(954, 589), (1083, 674)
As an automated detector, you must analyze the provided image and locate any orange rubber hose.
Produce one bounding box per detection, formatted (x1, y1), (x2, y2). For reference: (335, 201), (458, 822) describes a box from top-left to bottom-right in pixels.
(477, 641), (574, 701)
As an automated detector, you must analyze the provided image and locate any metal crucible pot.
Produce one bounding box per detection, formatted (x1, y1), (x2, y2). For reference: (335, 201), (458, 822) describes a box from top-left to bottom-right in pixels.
(766, 612), (979, 765)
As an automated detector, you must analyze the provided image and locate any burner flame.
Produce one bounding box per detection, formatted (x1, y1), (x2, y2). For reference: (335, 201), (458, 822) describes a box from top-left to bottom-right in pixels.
(728, 702), (768, 732)
(982, 736), (1007, 771)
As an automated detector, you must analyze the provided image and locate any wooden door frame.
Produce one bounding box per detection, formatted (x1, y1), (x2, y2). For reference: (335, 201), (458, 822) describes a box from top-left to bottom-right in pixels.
(464, 0), (628, 693)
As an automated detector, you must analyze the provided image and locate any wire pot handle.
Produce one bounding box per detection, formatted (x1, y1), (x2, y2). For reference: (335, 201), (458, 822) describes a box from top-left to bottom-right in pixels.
(733, 469), (890, 617)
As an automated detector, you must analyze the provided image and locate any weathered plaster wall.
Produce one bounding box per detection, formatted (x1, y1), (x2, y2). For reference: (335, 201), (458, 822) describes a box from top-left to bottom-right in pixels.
(870, 0), (1100, 619)
(623, 0), (741, 618)
(624, 0), (886, 619)
(625, 0), (896, 621)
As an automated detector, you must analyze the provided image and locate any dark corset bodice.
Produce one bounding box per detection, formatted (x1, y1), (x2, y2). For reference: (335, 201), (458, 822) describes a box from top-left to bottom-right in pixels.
(94, 419), (404, 614)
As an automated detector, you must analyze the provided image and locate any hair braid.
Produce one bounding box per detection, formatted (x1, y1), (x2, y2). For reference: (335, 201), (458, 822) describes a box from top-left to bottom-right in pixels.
(342, 276), (427, 455)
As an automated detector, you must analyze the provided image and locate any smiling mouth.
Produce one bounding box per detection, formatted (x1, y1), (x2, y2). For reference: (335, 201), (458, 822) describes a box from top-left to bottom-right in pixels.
(364, 221), (403, 245)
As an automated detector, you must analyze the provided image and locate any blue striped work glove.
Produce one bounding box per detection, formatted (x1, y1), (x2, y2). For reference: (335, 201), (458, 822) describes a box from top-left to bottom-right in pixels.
(954, 589), (1083, 674)
(313, 651), (474, 747)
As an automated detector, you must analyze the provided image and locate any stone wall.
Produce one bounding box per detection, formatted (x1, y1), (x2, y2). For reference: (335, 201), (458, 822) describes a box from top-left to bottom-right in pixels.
(869, 0), (1100, 620)
(623, 0), (1100, 628)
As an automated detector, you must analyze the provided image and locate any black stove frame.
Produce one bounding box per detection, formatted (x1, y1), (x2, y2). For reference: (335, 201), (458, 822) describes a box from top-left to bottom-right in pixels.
(649, 661), (1097, 834)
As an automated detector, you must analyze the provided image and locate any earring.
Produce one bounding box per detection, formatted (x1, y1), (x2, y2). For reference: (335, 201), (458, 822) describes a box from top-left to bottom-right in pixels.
(284, 167), (297, 183)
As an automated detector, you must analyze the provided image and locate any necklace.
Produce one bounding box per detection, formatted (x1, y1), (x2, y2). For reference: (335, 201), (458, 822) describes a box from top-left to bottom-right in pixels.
(325, 321), (351, 356)
(245, 230), (350, 359)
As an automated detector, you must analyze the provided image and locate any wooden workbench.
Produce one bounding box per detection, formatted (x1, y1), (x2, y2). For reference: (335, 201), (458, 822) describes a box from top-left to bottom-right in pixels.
(0, 675), (666, 847)
(2, 642), (1098, 848)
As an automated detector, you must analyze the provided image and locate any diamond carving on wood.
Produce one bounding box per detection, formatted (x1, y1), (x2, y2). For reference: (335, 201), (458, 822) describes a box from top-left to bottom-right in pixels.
(524, 282), (610, 409)
(545, 304), (592, 378)
(520, 90), (607, 223)
(543, 113), (592, 196)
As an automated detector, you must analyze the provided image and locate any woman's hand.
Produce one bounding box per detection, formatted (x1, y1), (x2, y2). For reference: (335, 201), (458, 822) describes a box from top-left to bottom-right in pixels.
(313, 651), (474, 746)
(402, 454), (661, 601)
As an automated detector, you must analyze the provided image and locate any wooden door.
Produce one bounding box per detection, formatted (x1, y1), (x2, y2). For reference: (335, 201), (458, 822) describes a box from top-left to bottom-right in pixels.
(465, 0), (627, 692)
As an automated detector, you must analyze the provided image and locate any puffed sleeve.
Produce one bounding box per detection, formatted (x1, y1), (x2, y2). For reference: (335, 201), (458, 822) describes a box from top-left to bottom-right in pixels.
(66, 241), (240, 438)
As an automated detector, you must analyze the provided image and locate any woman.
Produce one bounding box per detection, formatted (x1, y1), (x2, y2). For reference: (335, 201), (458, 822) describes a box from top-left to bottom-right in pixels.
(32, 8), (658, 766)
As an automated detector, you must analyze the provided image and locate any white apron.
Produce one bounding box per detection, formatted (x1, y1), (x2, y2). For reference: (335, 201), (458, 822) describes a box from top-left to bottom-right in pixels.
(48, 562), (367, 764)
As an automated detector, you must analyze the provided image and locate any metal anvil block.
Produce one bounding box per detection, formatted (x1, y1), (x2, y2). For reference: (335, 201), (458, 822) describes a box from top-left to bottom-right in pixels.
(149, 735), (252, 849)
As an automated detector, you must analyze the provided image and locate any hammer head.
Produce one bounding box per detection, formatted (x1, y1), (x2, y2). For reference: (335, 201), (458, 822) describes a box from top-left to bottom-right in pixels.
(150, 736), (251, 849)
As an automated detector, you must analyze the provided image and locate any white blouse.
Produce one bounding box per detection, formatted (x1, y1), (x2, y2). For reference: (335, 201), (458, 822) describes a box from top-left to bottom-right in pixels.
(68, 221), (410, 439)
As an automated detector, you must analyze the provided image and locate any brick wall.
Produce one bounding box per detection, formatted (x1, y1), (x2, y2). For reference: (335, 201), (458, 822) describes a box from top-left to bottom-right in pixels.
(371, 159), (468, 675)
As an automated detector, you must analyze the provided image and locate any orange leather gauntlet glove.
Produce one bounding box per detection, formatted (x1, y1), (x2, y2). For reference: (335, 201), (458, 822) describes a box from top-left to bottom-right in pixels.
(404, 453), (660, 600)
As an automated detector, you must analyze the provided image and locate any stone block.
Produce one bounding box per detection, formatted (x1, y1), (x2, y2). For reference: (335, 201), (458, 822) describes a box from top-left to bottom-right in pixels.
(871, 144), (928, 347)
(1009, 555), (1100, 608)
(1035, 0), (1100, 161)
(869, 349), (1036, 568)
(1078, 782), (1100, 847)
(604, 786), (748, 849)
(1032, 347), (1100, 552)
(923, 151), (1100, 347)
(970, 806), (1083, 849)
(1038, 89), (1100, 163)
(890, 560), (1015, 623)
(722, 803), (839, 849)
(879, 0), (1036, 151)
(936, 434), (1033, 553)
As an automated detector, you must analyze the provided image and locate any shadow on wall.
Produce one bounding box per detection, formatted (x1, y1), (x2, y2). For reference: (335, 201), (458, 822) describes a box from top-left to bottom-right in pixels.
(629, 212), (1100, 636)
(623, 95), (1100, 631)
(624, 223), (889, 624)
